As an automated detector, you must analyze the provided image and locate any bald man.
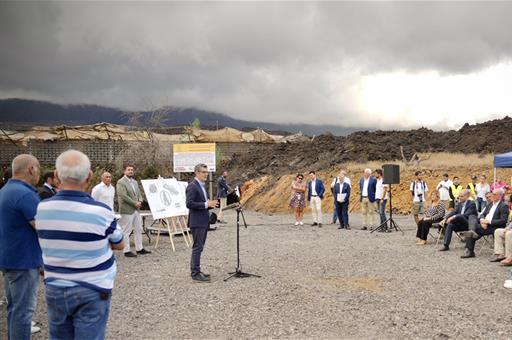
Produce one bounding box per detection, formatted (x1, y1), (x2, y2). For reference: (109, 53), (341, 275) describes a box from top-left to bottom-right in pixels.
(0, 154), (43, 340)
(35, 150), (124, 339)
(92, 171), (115, 210)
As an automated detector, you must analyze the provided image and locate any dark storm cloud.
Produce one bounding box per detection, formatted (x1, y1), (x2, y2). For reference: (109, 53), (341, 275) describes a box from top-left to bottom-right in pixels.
(0, 1), (511, 128)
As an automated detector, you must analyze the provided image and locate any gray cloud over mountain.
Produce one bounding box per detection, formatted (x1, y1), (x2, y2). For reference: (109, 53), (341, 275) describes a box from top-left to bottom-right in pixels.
(1, 2), (511, 129)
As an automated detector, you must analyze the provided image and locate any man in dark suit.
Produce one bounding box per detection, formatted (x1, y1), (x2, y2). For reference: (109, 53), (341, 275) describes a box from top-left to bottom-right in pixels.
(461, 189), (510, 258)
(216, 171), (229, 223)
(186, 163), (218, 282)
(39, 171), (57, 200)
(359, 168), (377, 230)
(334, 170), (351, 230)
(439, 189), (477, 251)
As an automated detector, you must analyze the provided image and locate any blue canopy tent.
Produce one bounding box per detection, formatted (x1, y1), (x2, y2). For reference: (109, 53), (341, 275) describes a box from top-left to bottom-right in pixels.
(493, 152), (512, 183)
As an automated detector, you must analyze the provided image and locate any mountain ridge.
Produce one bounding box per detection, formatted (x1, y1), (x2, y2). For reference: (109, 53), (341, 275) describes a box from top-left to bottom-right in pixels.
(0, 98), (359, 136)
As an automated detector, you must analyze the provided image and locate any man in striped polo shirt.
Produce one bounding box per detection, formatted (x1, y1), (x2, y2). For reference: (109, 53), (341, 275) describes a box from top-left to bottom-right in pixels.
(35, 150), (125, 340)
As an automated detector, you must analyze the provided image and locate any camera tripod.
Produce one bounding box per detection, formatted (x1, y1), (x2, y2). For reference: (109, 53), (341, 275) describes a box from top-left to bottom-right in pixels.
(371, 184), (403, 234)
(224, 205), (261, 281)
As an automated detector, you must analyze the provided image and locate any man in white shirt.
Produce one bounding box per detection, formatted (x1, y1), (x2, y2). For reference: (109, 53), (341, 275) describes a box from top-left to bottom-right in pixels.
(461, 189), (510, 258)
(91, 172), (115, 210)
(374, 169), (389, 231)
(410, 171), (428, 225)
(475, 175), (491, 213)
(436, 173), (452, 210)
(307, 171), (325, 227)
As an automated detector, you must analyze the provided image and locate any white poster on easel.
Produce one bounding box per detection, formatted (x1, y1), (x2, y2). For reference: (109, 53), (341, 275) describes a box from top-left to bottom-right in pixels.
(141, 178), (188, 219)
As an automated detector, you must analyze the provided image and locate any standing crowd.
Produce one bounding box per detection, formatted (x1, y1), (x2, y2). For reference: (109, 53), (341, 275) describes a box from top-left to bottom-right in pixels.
(0, 151), (154, 340)
(289, 168), (389, 232)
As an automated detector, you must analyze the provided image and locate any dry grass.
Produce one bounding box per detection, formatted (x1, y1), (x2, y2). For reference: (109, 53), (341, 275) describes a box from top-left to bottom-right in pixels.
(240, 152), (512, 215)
(342, 152), (493, 173)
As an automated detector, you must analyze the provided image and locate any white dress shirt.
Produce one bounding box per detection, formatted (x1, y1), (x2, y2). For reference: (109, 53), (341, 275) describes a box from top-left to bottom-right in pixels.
(484, 202), (499, 222)
(311, 179), (317, 196)
(91, 182), (115, 210)
(362, 178), (369, 197)
(437, 180), (452, 201)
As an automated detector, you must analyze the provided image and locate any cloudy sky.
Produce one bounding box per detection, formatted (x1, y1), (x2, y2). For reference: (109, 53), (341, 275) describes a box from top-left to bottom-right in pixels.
(1, 1), (511, 130)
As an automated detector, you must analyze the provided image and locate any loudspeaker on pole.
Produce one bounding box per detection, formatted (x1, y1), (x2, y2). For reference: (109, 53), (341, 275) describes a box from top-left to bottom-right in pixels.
(383, 164), (400, 184)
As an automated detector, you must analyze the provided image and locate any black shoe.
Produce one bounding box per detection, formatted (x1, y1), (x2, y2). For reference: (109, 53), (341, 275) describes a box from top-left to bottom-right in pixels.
(361, 226), (368, 230)
(461, 251), (475, 259)
(192, 273), (211, 283)
(311, 222), (318, 226)
(124, 252), (137, 258)
(345, 225), (351, 230)
(439, 245), (449, 251)
(318, 223), (322, 228)
(137, 248), (152, 255)
(200, 272), (211, 278)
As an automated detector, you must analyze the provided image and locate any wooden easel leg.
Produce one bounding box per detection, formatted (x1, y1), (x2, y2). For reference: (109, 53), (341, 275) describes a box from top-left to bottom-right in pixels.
(176, 217), (190, 247)
(155, 219), (162, 249)
(165, 219), (175, 252)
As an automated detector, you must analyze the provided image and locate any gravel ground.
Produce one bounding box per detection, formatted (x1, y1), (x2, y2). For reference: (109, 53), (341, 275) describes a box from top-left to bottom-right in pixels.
(2, 211), (512, 339)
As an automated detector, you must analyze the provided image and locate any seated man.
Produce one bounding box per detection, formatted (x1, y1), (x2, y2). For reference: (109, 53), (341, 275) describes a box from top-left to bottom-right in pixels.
(492, 222), (512, 265)
(439, 189), (477, 251)
(461, 189), (510, 258)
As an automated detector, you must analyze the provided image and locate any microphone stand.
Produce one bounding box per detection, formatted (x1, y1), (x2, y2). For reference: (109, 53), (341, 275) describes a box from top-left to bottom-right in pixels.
(224, 204), (261, 281)
(371, 184), (403, 234)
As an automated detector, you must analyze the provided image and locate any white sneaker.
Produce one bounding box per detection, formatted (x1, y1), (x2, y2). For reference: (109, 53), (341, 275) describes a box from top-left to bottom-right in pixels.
(504, 279), (512, 289)
(294, 221), (299, 226)
(299, 221), (304, 226)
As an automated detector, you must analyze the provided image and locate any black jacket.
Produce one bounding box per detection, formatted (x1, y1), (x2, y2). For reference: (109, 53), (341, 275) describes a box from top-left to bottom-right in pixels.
(445, 200), (477, 220)
(39, 185), (56, 200)
(479, 201), (509, 228)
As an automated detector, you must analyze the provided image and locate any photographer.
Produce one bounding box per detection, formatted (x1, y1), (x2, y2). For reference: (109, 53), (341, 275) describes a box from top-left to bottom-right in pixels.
(410, 171), (428, 225)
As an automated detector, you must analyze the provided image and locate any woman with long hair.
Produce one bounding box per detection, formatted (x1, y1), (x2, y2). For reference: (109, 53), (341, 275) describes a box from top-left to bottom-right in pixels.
(416, 189), (446, 245)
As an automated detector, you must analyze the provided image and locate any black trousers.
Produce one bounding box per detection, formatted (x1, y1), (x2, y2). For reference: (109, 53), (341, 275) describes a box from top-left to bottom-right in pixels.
(443, 215), (469, 247)
(416, 219), (434, 240)
(190, 227), (208, 276)
(335, 201), (349, 228)
(465, 215), (497, 253)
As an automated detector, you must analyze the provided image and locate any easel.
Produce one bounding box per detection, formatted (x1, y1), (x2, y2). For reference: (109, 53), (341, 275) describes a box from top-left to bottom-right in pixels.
(153, 215), (192, 251)
(142, 176), (192, 252)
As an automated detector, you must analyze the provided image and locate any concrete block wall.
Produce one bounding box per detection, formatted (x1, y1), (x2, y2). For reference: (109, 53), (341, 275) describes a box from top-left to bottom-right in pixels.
(0, 140), (255, 168)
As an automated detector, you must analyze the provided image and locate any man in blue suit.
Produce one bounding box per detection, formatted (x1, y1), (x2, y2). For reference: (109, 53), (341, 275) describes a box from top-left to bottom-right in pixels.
(359, 168), (377, 230)
(186, 164), (218, 282)
(439, 189), (477, 251)
(333, 170), (351, 229)
(307, 171), (325, 227)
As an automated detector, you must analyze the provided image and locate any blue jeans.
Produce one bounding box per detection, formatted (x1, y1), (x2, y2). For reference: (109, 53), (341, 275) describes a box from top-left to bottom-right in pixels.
(2, 268), (40, 340)
(376, 199), (388, 227)
(332, 201), (338, 223)
(45, 284), (111, 340)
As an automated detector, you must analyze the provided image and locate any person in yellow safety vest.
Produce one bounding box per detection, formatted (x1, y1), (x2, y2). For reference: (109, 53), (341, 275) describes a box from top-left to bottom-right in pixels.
(467, 175), (477, 201)
(448, 176), (463, 210)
